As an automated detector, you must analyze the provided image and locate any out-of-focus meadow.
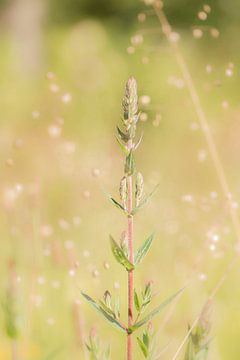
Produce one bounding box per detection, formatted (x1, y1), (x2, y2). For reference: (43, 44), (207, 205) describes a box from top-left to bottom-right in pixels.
(1, 0), (240, 359)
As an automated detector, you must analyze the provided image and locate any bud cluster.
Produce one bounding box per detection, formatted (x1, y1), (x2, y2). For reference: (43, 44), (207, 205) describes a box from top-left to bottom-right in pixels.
(122, 77), (139, 134)
(117, 77), (139, 148)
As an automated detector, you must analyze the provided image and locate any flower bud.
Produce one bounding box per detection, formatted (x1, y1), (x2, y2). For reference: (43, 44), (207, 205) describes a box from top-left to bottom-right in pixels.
(103, 290), (112, 309)
(135, 172), (144, 206)
(144, 280), (153, 299)
(119, 176), (128, 209)
(122, 77), (139, 134)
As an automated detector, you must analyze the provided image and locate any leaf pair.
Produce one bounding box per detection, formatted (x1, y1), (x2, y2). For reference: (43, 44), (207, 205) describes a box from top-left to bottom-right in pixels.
(107, 183), (159, 217)
(134, 282), (152, 315)
(130, 288), (184, 333)
(82, 289), (183, 336)
(110, 233), (154, 272)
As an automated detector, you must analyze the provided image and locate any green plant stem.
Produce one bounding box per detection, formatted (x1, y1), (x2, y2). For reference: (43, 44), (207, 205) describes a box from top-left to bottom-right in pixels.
(127, 161), (134, 360)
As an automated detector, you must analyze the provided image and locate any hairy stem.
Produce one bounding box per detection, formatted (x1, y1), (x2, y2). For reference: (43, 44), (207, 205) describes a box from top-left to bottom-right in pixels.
(127, 172), (134, 360)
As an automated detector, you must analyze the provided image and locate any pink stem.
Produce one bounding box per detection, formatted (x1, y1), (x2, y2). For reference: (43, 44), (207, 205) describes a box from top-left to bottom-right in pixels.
(127, 174), (134, 360)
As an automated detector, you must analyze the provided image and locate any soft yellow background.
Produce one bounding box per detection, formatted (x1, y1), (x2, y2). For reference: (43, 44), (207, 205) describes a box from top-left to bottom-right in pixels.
(1, 0), (240, 359)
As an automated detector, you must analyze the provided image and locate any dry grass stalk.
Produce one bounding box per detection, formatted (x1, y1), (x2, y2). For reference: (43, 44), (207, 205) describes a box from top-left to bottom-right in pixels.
(152, 0), (240, 246)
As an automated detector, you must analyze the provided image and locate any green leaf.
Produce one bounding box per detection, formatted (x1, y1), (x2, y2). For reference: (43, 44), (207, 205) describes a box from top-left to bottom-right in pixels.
(137, 337), (148, 358)
(81, 292), (126, 333)
(125, 150), (135, 176)
(108, 196), (126, 213)
(134, 290), (141, 312)
(110, 236), (134, 271)
(99, 301), (116, 319)
(132, 184), (159, 215)
(143, 331), (150, 348)
(134, 233), (154, 265)
(130, 288), (184, 332)
(117, 126), (130, 143)
(115, 136), (128, 155)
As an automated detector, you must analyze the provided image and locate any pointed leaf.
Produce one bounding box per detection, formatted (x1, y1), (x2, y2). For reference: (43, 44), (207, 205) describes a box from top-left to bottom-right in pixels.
(132, 184), (159, 215)
(102, 188), (127, 213)
(125, 150), (135, 176)
(99, 301), (116, 318)
(115, 136), (128, 155)
(130, 288), (184, 332)
(143, 331), (150, 348)
(110, 236), (134, 271)
(108, 196), (126, 213)
(81, 292), (126, 333)
(134, 233), (154, 265)
(134, 290), (141, 312)
(117, 126), (130, 142)
(137, 337), (148, 358)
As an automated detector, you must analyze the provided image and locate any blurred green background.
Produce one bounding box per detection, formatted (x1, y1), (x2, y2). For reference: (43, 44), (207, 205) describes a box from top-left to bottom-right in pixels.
(1, 0), (240, 359)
